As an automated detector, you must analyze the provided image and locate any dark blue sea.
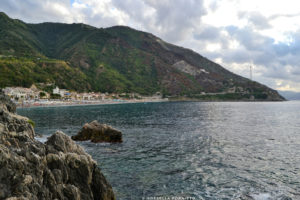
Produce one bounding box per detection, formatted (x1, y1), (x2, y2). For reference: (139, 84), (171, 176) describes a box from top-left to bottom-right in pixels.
(17, 101), (300, 200)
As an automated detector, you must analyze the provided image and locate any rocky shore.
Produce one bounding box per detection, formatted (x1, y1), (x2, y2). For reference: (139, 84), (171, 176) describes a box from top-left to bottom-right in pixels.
(0, 90), (116, 200)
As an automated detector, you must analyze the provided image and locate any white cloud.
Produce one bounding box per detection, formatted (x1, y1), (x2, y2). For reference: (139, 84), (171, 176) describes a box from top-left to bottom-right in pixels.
(206, 43), (221, 52)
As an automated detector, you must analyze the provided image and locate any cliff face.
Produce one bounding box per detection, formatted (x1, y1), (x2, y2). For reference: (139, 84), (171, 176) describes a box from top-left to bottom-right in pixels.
(0, 90), (115, 200)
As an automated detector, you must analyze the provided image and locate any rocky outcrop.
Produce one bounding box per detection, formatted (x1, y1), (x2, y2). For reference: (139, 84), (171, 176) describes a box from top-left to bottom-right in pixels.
(72, 121), (122, 143)
(172, 60), (209, 76)
(0, 90), (16, 113)
(0, 90), (115, 200)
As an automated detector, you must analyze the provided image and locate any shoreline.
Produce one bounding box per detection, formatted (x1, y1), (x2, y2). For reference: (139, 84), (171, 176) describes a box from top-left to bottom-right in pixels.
(16, 98), (169, 108)
(15, 97), (288, 109)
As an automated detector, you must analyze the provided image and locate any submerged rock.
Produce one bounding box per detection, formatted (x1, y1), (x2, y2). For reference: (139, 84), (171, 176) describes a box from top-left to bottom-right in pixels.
(0, 90), (116, 200)
(72, 120), (122, 143)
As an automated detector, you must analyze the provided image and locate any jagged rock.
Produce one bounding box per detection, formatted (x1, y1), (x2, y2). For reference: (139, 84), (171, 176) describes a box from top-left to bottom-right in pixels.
(72, 121), (122, 143)
(0, 90), (16, 113)
(0, 90), (116, 200)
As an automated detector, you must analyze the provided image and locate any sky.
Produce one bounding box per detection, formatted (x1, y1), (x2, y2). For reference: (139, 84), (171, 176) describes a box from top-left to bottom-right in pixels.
(1, 0), (300, 92)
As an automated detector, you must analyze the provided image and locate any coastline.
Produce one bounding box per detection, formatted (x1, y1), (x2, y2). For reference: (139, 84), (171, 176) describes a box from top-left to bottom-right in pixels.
(16, 98), (169, 108)
(16, 97), (287, 109)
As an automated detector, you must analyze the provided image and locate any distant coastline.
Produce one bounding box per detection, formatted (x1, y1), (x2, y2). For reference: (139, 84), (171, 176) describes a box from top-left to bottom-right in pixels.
(16, 98), (169, 108)
(16, 97), (287, 109)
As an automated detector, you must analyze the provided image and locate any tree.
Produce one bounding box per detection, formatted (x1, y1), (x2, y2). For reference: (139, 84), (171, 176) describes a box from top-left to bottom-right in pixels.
(39, 91), (46, 97)
(50, 93), (61, 99)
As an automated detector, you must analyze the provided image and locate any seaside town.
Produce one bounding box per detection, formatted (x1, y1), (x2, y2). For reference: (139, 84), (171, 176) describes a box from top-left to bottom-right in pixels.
(3, 84), (167, 107)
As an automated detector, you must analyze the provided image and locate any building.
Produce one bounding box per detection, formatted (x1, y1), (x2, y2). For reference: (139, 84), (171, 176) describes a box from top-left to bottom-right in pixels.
(53, 86), (60, 95)
(53, 86), (69, 98)
(3, 87), (38, 101)
(82, 93), (92, 100)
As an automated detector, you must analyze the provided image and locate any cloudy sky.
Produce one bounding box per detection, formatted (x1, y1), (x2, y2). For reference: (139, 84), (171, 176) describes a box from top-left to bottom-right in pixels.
(1, 0), (300, 92)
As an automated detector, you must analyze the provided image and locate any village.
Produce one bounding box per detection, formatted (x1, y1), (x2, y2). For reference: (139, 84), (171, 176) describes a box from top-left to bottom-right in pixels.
(2, 84), (166, 107)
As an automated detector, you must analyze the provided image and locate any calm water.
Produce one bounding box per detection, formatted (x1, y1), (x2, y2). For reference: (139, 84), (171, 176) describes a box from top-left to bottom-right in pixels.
(18, 101), (300, 200)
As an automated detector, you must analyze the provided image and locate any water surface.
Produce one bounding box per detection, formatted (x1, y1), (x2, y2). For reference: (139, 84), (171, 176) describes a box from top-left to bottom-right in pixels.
(18, 101), (300, 199)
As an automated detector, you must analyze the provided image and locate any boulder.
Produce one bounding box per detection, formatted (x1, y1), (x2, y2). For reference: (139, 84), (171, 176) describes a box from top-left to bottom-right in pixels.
(72, 120), (122, 143)
(0, 90), (116, 200)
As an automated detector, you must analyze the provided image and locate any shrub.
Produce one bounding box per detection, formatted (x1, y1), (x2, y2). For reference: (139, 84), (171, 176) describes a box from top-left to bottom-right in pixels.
(28, 119), (35, 127)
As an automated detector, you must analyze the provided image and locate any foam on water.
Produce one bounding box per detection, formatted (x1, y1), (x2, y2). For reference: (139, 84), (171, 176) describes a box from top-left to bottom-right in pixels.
(35, 135), (49, 143)
(251, 193), (272, 200)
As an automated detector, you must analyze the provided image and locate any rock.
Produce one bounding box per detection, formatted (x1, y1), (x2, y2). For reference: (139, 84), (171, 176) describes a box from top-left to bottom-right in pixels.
(72, 120), (122, 143)
(0, 90), (116, 200)
(0, 90), (16, 113)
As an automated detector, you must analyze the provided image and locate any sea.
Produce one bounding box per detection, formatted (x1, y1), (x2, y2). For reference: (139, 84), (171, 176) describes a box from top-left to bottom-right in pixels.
(17, 101), (300, 200)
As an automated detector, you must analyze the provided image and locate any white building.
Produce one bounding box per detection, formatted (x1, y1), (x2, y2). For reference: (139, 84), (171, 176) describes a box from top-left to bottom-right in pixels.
(53, 86), (60, 95)
(3, 87), (38, 100)
(53, 86), (69, 97)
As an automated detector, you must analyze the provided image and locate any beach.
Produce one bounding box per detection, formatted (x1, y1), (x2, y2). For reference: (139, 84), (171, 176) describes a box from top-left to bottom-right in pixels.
(15, 98), (169, 108)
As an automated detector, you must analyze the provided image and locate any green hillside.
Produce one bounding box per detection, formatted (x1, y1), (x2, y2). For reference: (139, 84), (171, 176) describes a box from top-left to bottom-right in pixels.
(0, 12), (285, 100)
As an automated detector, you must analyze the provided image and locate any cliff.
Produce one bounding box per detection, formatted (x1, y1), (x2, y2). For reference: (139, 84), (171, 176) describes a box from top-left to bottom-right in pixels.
(0, 90), (115, 200)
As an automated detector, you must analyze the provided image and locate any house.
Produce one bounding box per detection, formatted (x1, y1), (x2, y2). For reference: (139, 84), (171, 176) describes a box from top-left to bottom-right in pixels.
(100, 93), (106, 100)
(3, 87), (33, 101)
(59, 89), (68, 98)
(227, 87), (236, 93)
(53, 86), (60, 95)
(53, 86), (69, 98)
(30, 84), (39, 92)
(82, 93), (92, 100)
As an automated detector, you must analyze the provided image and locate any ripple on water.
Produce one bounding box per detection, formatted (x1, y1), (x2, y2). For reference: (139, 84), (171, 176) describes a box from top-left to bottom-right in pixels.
(18, 101), (300, 199)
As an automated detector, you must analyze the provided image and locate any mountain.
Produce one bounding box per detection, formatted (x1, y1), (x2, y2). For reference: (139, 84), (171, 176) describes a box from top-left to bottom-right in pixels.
(278, 90), (300, 100)
(0, 12), (284, 100)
